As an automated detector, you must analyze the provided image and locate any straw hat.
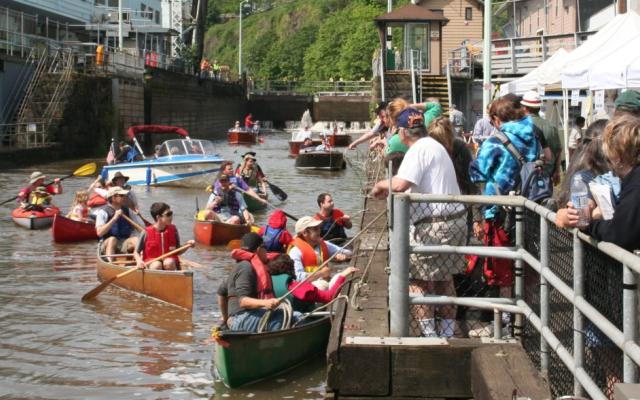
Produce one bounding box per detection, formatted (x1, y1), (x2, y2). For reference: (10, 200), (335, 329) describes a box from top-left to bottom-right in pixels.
(29, 171), (47, 184)
(106, 186), (129, 199)
(110, 172), (129, 185)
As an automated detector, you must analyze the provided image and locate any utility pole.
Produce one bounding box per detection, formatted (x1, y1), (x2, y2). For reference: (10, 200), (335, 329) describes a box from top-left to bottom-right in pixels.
(482, 0), (492, 114)
(118, 0), (123, 50)
(238, 0), (249, 77)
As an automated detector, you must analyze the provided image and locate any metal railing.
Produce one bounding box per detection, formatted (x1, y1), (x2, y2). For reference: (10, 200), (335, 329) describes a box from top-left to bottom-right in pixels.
(390, 193), (640, 399)
(250, 80), (372, 96)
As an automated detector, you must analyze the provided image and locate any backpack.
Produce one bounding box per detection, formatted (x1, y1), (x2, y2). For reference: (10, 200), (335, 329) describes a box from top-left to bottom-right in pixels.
(494, 131), (553, 203)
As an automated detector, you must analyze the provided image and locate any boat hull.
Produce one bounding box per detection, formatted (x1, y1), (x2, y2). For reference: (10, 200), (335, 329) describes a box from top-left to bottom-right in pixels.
(328, 134), (352, 147)
(102, 159), (222, 187)
(52, 215), (98, 243)
(242, 193), (268, 212)
(228, 131), (257, 145)
(11, 206), (60, 230)
(288, 140), (322, 157)
(96, 250), (193, 310)
(193, 219), (251, 246)
(214, 316), (331, 388)
(294, 151), (346, 171)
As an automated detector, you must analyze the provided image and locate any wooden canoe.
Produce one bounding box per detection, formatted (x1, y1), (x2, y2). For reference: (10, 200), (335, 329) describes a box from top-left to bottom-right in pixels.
(328, 134), (352, 147)
(193, 219), (251, 246)
(52, 214), (98, 243)
(228, 130), (257, 145)
(294, 151), (346, 171)
(214, 316), (331, 388)
(96, 249), (193, 310)
(11, 206), (60, 230)
(242, 192), (268, 212)
(288, 139), (322, 157)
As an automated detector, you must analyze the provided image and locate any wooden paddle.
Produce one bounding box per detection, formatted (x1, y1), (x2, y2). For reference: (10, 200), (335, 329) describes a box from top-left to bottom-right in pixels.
(81, 243), (193, 301)
(266, 181), (288, 202)
(234, 186), (299, 221)
(1, 162), (97, 206)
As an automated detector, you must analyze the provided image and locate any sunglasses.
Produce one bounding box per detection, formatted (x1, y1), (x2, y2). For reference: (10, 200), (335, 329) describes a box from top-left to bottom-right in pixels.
(162, 211), (173, 217)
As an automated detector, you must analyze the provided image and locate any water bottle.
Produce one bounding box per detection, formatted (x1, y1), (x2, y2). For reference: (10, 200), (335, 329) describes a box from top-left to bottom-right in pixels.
(570, 175), (591, 228)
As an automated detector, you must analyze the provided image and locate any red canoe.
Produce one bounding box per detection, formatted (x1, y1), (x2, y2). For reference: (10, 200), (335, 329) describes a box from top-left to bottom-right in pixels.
(11, 206), (60, 230)
(193, 219), (250, 246)
(228, 130), (257, 145)
(52, 214), (98, 243)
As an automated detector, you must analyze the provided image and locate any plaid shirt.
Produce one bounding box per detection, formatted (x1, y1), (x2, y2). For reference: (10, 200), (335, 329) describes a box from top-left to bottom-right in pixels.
(469, 116), (540, 219)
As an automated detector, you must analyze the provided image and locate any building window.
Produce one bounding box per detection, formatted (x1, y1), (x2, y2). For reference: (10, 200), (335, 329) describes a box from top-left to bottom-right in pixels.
(465, 7), (472, 21)
(148, 7), (154, 19)
(141, 3), (146, 13)
(155, 10), (160, 24)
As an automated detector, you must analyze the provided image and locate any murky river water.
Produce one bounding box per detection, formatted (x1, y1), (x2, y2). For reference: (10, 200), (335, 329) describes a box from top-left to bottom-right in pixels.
(0, 131), (368, 399)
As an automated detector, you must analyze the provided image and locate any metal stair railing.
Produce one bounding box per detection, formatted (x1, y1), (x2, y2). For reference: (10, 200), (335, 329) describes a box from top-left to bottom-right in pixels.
(13, 47), (49, 126)
(42, 48), (74, 131)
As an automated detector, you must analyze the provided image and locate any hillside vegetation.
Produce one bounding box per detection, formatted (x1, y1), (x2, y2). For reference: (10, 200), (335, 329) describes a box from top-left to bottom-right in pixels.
(203, 0), (411, 81)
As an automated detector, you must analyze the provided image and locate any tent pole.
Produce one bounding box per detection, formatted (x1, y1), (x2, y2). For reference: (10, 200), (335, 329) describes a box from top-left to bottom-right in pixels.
(563, 89), (570, 170)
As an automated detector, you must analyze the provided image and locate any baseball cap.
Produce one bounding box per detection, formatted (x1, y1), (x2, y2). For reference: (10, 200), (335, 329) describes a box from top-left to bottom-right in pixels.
(396, 108), (425, 129)
(294, 216), (323, 235)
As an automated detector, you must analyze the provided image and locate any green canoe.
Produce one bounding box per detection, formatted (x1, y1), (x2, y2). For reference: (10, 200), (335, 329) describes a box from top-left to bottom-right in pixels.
(214, 316), (331, 388)
(242, 192), (268, 212)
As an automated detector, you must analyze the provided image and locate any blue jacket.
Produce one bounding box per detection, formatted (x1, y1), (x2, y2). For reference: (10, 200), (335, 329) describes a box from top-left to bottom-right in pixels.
(469, 116), (539, 219)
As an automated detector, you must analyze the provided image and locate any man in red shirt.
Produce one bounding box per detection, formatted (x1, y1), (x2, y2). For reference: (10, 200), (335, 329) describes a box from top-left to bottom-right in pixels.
(244, 113), (254, 129)
(314, 193), (352, 242)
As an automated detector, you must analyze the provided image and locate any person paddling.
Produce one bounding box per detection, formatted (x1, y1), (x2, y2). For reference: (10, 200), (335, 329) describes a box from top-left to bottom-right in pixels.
(134, 202), (194, 271)
(235, 152), (268, 197)
(95, 186), (142, 261)
(314, 193), (352, 242)
(17, 171), (62, 203)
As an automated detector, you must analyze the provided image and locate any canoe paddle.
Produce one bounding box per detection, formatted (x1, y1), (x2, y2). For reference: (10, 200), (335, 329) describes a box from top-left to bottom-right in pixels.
(81, 242), (193, 301)
(0, 162), (97, 206)
(266, 181), (288, 202)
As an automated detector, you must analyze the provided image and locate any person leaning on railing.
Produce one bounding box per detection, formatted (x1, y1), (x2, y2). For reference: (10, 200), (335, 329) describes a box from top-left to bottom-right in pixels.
(562, 113), (640, 252)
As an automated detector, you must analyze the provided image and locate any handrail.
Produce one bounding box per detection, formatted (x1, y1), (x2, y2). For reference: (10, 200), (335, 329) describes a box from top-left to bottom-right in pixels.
(390, 192), (640, 399)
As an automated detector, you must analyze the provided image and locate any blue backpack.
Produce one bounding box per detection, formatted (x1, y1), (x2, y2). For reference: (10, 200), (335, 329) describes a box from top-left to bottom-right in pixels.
(494, 131), (553, 203)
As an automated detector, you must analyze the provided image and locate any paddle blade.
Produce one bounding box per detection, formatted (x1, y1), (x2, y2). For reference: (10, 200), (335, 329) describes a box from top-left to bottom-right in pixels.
(250, 225), (260, 233)
(268, 181), (288, 202)
(73, 162), (97, 177)
(226, 239), (241, 250)
(81, 266), (138, 301)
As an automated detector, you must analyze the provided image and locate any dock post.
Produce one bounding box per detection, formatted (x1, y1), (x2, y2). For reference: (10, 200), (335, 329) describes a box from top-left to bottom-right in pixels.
(539, 218), (550, 375)
(390, 193), (410, 337)
(573, 231), (585, 397)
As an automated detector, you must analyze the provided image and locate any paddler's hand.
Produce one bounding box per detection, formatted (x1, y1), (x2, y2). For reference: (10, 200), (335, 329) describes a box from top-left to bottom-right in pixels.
(53, 178), (61, 184)
(136, 260), (145, 269)
(113, 209), (123, 221)
(187, 239), (196, 248)
(263, 298), (280, 310)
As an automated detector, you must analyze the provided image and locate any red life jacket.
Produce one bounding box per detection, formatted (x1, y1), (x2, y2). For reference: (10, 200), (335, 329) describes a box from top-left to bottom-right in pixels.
(230, 248), (274, 299)
(290, 237), (329, 273)
(143, 224), (179, 264)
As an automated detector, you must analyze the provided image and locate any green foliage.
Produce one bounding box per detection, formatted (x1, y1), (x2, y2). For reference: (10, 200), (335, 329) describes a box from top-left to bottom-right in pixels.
(204, 0), (385, 81)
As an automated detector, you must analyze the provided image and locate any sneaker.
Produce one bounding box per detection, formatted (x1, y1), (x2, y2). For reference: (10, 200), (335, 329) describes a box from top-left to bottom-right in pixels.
(467, 322), (493, 338)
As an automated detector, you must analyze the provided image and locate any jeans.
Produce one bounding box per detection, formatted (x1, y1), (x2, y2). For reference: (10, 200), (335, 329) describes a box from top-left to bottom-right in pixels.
(229, 309), (300, 333)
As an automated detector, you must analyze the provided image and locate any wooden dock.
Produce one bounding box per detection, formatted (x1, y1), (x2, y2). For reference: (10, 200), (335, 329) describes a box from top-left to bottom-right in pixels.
(325, 159), (551, 399)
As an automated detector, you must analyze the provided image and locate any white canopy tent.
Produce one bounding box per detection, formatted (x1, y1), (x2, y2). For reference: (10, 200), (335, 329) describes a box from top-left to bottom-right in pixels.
(499, 48), (570, 96)
(561, 10), (640, 90)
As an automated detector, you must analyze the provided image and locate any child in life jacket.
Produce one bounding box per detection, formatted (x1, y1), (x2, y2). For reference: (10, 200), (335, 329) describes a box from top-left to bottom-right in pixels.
(22, 186), (53, 211)
(257, 209), (293, 252)
(67, 190), (90, 222)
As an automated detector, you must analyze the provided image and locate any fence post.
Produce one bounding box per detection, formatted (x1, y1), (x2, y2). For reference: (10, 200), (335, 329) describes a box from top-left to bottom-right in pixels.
(390, 193), (410, 337)
(539, 217), (550, 374)
(623, 263), (638, 383)
(510, 38), (516, 74)
(573, 231), (585, 397)
(514, 205), (524, 339)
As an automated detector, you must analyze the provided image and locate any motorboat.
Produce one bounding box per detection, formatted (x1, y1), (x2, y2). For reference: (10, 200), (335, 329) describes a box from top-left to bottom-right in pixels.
(100, 125), (224, 187)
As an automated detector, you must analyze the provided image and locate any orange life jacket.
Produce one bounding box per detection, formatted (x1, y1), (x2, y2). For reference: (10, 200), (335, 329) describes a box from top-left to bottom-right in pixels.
(230, 249), (274, 299)
(143, 224), (179, 265)
(290, 237), (329, 273)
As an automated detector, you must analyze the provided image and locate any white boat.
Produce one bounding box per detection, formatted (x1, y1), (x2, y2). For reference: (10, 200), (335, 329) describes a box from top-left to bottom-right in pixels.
(100, 125), (224, 187)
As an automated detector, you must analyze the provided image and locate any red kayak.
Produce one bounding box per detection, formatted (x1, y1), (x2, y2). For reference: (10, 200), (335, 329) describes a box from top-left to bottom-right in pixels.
(52, 214), (98, 243)
(11, 206), (60, 230)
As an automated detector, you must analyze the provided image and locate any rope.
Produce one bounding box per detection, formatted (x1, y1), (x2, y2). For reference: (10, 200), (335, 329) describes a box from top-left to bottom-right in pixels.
(320, 208), (369, 241)
(257, 298), (293, 333)
(292, 294), (349, 327)
(350, 226), (387, 311)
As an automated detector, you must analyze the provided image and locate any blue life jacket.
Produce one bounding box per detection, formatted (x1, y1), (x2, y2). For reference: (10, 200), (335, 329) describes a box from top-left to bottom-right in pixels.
(101, 205), (133, 240)
(320, 215), (346, 240)
(263, 225), (284, 252)
(214, 189), (241, 214)
(126, 147), (138, 162)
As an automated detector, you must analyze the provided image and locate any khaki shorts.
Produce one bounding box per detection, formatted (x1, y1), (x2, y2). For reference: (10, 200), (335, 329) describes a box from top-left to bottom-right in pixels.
(100, 237), (136, 254)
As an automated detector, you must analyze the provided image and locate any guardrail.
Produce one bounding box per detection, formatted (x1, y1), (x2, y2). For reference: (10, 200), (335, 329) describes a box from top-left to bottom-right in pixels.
(250, 80), (372, 96)
(390, 193), (639, 399)
(0, 121), (48, 148)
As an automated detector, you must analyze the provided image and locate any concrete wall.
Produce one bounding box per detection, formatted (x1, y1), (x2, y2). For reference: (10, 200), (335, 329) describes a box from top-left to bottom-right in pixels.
(312, 95), (371, 122)
(248, 94), (312, 125)
(0, 56), (34, 124)
(145, 69), (247, 140)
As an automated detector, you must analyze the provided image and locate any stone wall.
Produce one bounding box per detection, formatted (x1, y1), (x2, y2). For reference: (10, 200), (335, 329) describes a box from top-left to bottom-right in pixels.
(312, 95), (371, 122)
(247, 94), (313, 126)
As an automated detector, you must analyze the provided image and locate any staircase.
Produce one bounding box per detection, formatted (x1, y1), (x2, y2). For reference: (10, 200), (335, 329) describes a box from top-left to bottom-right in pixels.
(382, 72), (450, 117)
(421, 75), (449, 116)
(12, 48), (75, 147)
